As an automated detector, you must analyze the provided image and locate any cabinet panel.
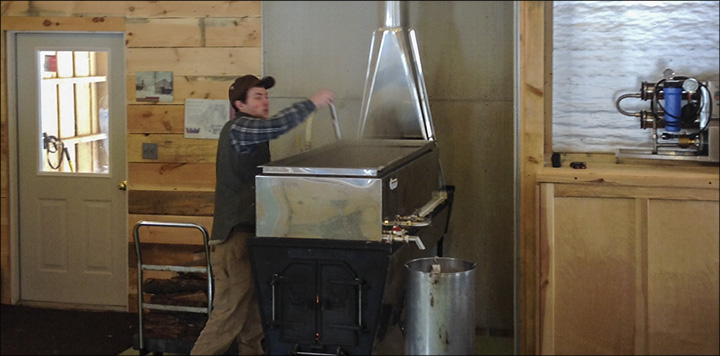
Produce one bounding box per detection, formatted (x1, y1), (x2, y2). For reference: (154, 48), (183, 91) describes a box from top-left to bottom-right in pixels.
(539, 183), (719, 355)
(541, 195), (637, 355)
(647, 200), (719, 355)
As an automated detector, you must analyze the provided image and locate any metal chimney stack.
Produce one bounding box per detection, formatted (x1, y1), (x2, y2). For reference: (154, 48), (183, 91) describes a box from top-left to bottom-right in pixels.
(358, 1), (435, 141)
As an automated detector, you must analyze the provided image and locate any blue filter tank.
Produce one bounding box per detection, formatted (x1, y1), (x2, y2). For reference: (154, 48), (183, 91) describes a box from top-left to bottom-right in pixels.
(663, 84), (683, 132)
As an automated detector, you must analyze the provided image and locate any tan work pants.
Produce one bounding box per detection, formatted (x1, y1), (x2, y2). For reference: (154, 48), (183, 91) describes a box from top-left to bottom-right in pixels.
(191, 230), (264, 355)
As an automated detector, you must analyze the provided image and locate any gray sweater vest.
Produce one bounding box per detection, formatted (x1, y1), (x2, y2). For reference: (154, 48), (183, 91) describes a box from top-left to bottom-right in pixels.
(210, 118), (270, 244)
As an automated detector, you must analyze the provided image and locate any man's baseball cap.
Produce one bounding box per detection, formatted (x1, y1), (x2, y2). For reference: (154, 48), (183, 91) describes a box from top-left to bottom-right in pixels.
(228, 75), (275, 112)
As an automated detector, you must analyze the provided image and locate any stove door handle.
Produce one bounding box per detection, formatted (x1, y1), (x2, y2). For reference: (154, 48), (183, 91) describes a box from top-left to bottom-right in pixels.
(270, 274), (283, 325)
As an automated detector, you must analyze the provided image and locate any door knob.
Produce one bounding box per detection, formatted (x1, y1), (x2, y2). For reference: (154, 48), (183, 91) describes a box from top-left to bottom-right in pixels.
(118, 180), (127, 191)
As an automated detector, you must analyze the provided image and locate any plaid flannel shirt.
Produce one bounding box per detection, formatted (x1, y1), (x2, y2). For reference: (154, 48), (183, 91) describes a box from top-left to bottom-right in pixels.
(229, 99), (316, 153)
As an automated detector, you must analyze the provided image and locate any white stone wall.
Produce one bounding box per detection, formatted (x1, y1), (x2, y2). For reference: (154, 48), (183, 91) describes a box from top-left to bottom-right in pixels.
(553, 1), (719, 153)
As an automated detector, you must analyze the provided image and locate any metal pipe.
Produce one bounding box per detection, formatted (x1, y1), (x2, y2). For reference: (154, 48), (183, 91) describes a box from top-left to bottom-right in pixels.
(381, 1), (407, 28)
(329, 102), (341, 140)
(358, 0), (436, 141)
(408, 235), (425, 250)
(615, 93), (643, 117)
(133, 223), (145, 350)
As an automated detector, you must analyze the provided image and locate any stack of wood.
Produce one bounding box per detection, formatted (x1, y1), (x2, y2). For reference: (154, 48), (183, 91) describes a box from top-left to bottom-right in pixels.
(141, 272), (209, 343)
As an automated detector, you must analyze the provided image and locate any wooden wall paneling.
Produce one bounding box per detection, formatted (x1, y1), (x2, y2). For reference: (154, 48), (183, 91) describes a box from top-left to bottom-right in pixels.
(168, 76), (235, 101)
(125, 47), (262, 76)
(128, 162), (215, 192)
(554, 185), (719, 202)
(0, 16), (125, 31)
(126, 75), (235, 104)
(0, 2), (127, 17)
(118, 1), (264, 313)
(127, 133), (218, 163)
(536, 166), (719, 189)
(646, 199), (720, 355)
(128, 214), (214, 245)
(124, 1), (261, 19)
(1, 1), (261, 19)
(539, 182), (719, 354)
(125, 18), (203, 48)
(204, 17), (261, 47)
(125, 18), (262, 48)
(128, 189), (215, 216)
(548, 195), (638, 355)
(127, 104), (185, 134)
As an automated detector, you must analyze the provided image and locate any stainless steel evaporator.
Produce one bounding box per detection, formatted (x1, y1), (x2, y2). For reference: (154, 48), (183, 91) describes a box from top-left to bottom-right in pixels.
(248, 2), (454, 354)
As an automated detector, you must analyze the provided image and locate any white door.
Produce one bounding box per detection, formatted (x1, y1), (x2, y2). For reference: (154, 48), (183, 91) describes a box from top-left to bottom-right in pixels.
(16, 32), (127, 308)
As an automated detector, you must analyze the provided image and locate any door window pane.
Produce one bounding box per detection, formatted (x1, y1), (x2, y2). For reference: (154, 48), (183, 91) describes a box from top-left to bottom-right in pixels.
(38, 50), (109, 174)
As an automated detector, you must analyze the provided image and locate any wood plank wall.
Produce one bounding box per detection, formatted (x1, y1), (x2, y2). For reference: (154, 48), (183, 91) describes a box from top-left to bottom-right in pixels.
(0, 1), (262, 310)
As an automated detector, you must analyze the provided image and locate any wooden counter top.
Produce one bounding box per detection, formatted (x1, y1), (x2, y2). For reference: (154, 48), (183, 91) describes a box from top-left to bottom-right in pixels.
(536, 162), (719, 189)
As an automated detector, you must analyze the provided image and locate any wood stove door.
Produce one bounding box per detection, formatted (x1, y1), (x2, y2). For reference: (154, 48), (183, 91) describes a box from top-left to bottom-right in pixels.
(277, 261), (360, 346)
(277, 262), (317, 342)
(248, 237), (394, 355)
(318, 262), (362, 346)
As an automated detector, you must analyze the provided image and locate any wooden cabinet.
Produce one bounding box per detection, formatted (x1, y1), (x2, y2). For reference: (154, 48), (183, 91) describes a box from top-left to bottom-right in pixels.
(537, 166), (719, 355)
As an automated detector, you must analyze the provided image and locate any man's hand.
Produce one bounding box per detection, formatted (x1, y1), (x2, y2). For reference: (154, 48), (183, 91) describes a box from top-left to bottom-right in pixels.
(310, 90), (335, 108)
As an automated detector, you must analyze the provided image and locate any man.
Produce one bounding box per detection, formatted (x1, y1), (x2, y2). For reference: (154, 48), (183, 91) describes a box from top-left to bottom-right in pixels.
(191, 75), (334, 355)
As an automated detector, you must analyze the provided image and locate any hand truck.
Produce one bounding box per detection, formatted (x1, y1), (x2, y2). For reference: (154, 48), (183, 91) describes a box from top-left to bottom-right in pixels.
(132, 221), (213, 355)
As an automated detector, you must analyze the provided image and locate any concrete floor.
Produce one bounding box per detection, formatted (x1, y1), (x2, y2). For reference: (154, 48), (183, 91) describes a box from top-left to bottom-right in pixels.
(372, 322), (514, 355)
(121, 320), (514, 355)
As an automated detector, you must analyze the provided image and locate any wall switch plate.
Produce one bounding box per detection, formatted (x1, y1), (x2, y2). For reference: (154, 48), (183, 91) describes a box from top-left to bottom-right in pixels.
(142, 142), (158, 159)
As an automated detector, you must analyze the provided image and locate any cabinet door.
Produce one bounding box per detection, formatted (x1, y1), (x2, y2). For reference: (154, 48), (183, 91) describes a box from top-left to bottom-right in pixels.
(539, 186), (638, 355)
(647, 200), (719, 355)
(539, 184), (719, 355)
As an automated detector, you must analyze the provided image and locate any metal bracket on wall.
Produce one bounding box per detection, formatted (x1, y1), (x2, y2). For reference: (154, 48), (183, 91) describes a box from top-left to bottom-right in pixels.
(142, 142), (158, 160)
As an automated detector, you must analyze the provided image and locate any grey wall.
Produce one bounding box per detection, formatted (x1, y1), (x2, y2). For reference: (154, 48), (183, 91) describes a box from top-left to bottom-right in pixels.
(262, 1), (515, 330)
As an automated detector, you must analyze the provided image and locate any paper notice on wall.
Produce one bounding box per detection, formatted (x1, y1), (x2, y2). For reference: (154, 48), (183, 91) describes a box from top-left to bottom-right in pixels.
(184, 98), (232, 139)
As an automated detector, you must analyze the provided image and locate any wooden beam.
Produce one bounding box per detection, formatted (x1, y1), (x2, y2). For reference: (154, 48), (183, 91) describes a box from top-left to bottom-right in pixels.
(127, 105), (186, 134)
(0, 1), (261, 18)
(126, 17), (261, 48)
(128, 162), (216, 192)
(536, 165), (720, 189)
(0, 16), (125, 31)
(519, 2), (552, 355)
(126, 47), (261, 76)
(127, 133), (218, 163)
(128, 189), (215, 216)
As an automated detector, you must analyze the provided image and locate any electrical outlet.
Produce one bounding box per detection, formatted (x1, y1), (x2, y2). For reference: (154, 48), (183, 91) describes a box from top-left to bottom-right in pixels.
(142, 142), (158, 160)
